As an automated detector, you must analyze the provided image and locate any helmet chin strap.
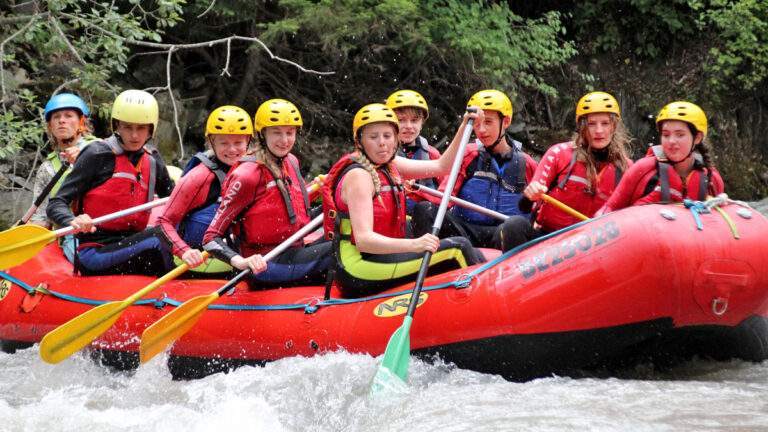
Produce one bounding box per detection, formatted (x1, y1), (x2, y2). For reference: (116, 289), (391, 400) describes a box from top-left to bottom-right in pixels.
(667, 144), (696, 165)
(484, 114), (505, 152)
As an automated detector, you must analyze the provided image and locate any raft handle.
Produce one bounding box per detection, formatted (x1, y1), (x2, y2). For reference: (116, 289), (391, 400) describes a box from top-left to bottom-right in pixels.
(454, 273), (473, 289)
(712, 297), (728, 316)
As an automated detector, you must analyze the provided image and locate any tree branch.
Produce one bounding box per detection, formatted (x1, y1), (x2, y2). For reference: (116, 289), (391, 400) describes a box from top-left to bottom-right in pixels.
(163, 47), (185, 161)
(196, 0), (218, 19)
(59, 13), (335, 75)
(49, 15), (87, 66)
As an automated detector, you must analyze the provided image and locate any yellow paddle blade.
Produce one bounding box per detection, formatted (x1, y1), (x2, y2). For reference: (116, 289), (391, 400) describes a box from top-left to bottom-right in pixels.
(38, 261), (196, 364)
(39, 301), (129, 364)
(0, 224), (56, 269)
(139, 292), (221, 364)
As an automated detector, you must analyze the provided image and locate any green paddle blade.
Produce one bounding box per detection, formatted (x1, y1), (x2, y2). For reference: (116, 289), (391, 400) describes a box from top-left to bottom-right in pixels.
(139, 292), (220, 364)
(0, 224), (56, 269)
(371, 316), (412, 394)
(39, 301), (129, 364)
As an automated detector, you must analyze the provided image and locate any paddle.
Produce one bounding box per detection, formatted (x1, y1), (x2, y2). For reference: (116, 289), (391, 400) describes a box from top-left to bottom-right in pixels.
(17, 161), (70, 226)
(0, 197), (169, 270)
(139, 214), (324, 364)
(371, 113), (476, 393)
(410, 184), (508, 222)
(518, 194), (590, 222)
(38, 251), (206, 364)
(541, 194), (589, 221)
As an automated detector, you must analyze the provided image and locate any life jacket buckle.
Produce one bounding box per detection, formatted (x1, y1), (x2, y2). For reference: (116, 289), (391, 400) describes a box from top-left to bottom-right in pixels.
(328, 209), (336, 219)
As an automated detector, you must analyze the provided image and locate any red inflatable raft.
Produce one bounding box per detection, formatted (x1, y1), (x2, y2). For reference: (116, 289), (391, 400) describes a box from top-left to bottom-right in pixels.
(1, 201), (767, 380)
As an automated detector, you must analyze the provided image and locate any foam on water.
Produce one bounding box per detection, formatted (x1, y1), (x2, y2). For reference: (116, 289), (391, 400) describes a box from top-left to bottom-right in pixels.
(1, 345), (767, 432)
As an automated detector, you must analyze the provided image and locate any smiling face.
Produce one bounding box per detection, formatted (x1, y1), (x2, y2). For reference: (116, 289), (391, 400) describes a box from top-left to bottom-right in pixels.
(209, 134), (249, 166)
(394, 108), (424, 145)
(660, 120), (701, 162)
(47, 109), (82, 147)
(359, 122), (398, 165)
(263, 126), (298, 158)
(473, 110), (510, 148)
(584, 112), (616, 150)
(115, 121), (152, 151)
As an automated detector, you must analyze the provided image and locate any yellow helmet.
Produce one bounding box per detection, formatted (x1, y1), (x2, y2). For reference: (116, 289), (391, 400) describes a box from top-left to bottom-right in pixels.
(467, 89), (513, 118)
(575, 91), (621, 123)
(205, 105), (253, 136)
(385, 89), (429, 119)
(352, 103), (399, 141)
(656, 101), (707, 137)
(111, 90), (159, 136)
(254, 99), (303, 132)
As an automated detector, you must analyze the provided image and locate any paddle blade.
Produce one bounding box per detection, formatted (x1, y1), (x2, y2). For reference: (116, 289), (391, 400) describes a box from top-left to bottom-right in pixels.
(39, 301), (129, 364)
(0, 224), (56, 269)
(139, 292), (220, 364)
(371, 316), (412, 394)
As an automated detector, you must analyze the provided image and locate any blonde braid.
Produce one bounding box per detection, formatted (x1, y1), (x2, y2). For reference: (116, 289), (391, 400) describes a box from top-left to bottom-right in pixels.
(350, 151), (385, 205)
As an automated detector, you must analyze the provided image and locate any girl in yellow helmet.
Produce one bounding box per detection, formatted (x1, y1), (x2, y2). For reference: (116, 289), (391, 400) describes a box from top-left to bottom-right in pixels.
(321, 103), (484, 297)
(203, 99), (332, 287)
(510, 91), (632, 245)
(600, 101), (724, 213)
(155, 106), (251, 275)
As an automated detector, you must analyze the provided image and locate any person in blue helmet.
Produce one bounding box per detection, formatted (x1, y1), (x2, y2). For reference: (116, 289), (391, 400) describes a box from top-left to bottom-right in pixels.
(28, 93), (97, 263)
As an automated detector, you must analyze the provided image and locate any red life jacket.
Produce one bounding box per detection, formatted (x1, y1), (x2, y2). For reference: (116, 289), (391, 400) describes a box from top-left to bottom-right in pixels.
(322, 153), (406, 244)
(80, 137), (156, 232)
(236, 154), (310, 256)
(632, 145), (720, 205)
(536, 143), (626, 231)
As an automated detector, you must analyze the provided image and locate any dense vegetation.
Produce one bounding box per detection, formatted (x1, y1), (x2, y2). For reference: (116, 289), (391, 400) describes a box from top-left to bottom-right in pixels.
(1, 0), (767, 199)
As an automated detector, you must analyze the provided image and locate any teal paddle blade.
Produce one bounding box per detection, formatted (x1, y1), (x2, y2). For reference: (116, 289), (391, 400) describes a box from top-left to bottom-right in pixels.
(371, 316), (412, 394)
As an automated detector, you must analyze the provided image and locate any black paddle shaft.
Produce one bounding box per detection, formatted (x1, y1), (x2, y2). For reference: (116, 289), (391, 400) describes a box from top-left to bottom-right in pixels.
(404, 113), (476, 318)
(215, 269), (250, 296)
(18, 161), (70, 225)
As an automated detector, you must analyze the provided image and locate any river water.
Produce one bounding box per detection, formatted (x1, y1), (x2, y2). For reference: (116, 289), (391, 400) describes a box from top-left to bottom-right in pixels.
(1, 199), (767, 431)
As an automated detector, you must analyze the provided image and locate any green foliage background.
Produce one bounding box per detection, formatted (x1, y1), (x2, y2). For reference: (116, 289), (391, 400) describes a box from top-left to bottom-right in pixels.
(1, 0), (767, 199)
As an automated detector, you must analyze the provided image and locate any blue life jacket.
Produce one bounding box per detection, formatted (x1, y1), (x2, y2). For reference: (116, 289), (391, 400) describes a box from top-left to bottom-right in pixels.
(398, 136), (437, 213)
(454, 145), (528, 225)
(178, 151), (227, 248)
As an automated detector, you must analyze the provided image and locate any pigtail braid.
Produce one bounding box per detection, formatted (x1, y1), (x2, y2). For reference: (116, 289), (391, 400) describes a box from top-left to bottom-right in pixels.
(350, 151), (385, 205)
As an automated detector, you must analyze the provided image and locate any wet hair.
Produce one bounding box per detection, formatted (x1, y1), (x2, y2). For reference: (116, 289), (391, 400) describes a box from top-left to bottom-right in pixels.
(572, 113), (631, 190)
(392, 106), (426, 121)
(685, 122), (714, 168)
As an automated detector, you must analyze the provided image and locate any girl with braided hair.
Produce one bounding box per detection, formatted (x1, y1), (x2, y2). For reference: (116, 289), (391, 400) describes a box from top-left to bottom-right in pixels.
(322, 103), (484, 297)
(599, 101), (724, 213)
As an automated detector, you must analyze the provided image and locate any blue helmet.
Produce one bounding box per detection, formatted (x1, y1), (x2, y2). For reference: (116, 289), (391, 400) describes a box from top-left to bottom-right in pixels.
(44, 93), (90, 121)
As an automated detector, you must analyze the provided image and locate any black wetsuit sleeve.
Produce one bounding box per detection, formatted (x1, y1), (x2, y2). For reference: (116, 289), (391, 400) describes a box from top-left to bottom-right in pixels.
(46, 142), (115, 227)
(203, 237), (239, 263)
